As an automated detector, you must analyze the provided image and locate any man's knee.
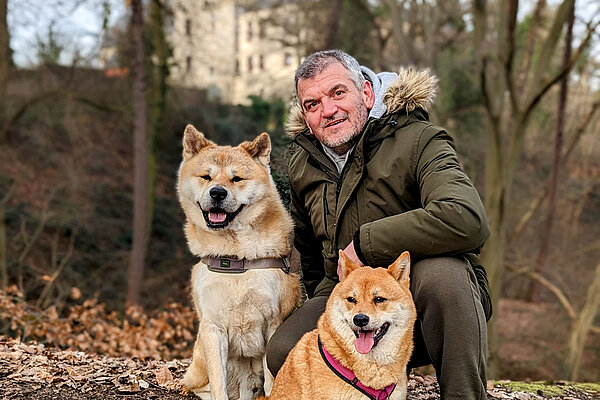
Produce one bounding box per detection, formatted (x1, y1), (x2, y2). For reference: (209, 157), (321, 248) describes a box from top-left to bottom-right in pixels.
(410, 256), (477, 312)
(266, 296), (327, 376)
(266, 333), (288, 376)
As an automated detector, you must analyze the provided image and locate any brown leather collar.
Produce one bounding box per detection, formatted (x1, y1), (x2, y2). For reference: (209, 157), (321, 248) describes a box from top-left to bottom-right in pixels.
(201, 256), (297, 274)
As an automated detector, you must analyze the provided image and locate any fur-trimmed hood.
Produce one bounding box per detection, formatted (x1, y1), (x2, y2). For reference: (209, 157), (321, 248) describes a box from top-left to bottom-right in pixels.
(285, 67), (438, 137)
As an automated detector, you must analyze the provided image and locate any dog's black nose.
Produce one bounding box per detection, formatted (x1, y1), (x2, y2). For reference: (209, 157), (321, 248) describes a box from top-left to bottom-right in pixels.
(353, 314), (369, 327)
(210, 186), (228, 201)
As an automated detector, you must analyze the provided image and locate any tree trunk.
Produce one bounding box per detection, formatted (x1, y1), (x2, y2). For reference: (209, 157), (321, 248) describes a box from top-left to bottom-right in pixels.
(127, 0), (149, 306)
(323, 0), (343, 49)
(0, 0), (9, 141)
(0, 203), (7, 290)
(562, 262), (600, 380)
(481, 136), (507, 379)
(475, 0), (583, 377)
(528, 1), (574, 302)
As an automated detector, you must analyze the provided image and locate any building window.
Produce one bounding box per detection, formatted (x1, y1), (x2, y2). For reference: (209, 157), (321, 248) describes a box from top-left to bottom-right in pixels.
(235, 59), (240, 75)
(186, 56), (192, 72)
(259, 55), (264, 71)
(248, 56), (253, 72)
(284, 52), (292, 66)
(247, 22), (253, 41)
(185, 19), (192, 36)
(259, 21), (266, 38)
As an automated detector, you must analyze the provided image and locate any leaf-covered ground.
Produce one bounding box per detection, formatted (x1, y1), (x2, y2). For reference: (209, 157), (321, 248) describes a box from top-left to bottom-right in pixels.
(1, 337), (598, 400)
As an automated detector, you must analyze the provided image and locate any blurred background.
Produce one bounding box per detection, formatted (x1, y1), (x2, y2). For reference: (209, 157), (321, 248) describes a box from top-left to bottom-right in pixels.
(0, 0), (598, 383)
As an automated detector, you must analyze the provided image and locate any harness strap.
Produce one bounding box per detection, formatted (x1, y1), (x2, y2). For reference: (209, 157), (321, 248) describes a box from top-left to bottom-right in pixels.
(318, 337), (396, 400)
(201, 256), (296, 274)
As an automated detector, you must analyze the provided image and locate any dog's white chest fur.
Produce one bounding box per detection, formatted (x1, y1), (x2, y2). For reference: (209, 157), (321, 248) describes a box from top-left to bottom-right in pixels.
(192, 264), (284, 356)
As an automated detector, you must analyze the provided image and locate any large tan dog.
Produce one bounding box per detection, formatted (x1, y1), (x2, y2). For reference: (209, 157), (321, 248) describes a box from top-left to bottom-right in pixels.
(262, 251), (416, 400)
(177, 125), (301, 400)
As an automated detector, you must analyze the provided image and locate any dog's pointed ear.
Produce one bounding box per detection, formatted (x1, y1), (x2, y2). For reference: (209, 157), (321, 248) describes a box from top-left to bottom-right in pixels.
(240, 132), (271, 167)
(182, 124), (215, 159)
(388, 251), (410, 285)
(338, 250), (360, 282)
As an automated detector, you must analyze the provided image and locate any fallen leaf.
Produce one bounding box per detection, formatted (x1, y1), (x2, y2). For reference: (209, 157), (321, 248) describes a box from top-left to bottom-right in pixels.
(155, 365), (174, 387)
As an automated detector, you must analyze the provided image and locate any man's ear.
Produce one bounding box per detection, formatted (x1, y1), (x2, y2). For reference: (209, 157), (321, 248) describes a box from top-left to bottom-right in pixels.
(182, 124), (215, 159)
(301, 111), (314, 135)
(362, 80), (375, 110)
(339, 250), (360, 282)
(387, 251), (411, 286)
(240, 132), (271, 167)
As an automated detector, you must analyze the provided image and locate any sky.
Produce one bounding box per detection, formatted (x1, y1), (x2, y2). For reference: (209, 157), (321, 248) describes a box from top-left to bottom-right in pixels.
(6, 0), (599, 69)
(8, 0), (126, 67)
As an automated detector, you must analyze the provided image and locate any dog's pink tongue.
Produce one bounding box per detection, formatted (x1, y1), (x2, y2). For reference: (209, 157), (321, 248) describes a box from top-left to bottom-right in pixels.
(209, 212), (227, 223)
(355, 331), (375, 354)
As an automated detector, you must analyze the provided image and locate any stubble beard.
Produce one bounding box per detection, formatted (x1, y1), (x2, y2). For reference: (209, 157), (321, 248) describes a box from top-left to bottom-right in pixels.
(318, 101), (369, 155)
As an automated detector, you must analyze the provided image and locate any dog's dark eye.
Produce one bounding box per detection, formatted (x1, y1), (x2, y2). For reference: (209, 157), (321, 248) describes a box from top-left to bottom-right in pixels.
(201, 175), (211, 181)
(231, 176), (243, 182)
(347, 297), (356, 304)
(374, 296), (386, 304)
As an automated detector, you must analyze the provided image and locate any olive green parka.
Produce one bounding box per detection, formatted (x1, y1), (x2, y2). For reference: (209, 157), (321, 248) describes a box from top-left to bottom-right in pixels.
(287, 68), (491, 317)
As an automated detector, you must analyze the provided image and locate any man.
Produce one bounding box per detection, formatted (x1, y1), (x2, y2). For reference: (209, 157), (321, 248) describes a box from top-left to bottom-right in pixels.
(266, 50), (491, 400)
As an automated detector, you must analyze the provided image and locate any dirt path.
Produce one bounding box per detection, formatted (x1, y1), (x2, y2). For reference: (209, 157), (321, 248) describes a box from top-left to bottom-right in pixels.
(1, 337), (597, 399)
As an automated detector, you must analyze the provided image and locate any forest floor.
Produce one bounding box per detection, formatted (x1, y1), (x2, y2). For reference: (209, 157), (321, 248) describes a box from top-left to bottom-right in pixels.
(1, 337), (599, 400)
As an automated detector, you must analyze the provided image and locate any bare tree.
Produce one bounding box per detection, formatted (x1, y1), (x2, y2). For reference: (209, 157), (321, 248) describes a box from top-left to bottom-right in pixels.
(562, 261), (600, 380)
(528, 1), (574, 302)
(324, 0), (343, 49)
(127, 0), (149, 306)
(473, 0), (598, 377)
(0, 0), (9, 141)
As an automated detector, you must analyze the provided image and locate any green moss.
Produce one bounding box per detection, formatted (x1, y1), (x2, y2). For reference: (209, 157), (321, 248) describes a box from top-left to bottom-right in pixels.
(494, 381), (600, 397)
(496, 381), (565, 396)
(575, 382), (600, 391)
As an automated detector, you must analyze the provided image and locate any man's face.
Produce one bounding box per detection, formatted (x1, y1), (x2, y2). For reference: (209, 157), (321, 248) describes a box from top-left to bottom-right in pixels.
(297, 62), (375, 154)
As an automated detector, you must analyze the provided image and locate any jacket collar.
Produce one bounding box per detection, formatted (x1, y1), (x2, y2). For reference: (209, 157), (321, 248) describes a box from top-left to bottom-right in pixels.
(318, 337), (396, 400)
(286, 67), (437, 138)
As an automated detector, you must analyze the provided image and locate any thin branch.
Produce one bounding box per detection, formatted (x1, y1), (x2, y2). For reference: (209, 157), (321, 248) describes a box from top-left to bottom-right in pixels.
(36, 228), (77, 308)
(523, 18), (600, 124)
(530, 0), (575, 92)
(506, 264), (600, 334)
(510, 96), (600, 242)
(518, 0), (547, 96)
(504, 0), (519, 115)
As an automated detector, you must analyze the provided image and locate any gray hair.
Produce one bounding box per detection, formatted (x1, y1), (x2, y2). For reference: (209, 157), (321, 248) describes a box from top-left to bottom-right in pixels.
(294, 50), (365, 101)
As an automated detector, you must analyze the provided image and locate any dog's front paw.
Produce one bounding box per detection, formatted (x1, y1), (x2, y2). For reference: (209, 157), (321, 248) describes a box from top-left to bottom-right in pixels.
(183, 366), (211, 399)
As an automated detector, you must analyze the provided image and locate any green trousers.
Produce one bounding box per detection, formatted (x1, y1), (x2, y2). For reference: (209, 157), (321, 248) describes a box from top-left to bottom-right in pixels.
(266, 256), (488, 400)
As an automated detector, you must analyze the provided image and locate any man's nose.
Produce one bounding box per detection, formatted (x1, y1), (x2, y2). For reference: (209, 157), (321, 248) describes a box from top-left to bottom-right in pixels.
(321, 97), (338, 117)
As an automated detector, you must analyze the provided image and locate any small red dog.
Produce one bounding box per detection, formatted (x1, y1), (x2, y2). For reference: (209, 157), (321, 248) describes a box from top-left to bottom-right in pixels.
(261, 250), (416, 400)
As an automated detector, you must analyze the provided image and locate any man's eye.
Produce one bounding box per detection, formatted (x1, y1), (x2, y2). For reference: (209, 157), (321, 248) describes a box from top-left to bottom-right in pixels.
(306, 101), (318, 111)
(334, 90), (344, 96)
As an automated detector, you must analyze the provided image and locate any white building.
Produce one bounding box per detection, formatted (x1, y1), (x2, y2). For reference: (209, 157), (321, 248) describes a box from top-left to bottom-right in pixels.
(169, 0), (301, 105)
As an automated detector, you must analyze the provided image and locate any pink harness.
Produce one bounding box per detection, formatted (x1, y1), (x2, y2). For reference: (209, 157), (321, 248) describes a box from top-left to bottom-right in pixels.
(318, 338), (396, 400)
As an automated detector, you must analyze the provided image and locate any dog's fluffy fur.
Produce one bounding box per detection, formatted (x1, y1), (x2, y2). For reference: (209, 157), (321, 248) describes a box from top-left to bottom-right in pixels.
(177, 125), (301, 400)
(262, 251), (416, 400)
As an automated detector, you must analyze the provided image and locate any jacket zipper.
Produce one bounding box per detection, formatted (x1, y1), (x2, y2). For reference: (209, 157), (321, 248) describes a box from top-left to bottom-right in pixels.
(323, 185), (331, 241)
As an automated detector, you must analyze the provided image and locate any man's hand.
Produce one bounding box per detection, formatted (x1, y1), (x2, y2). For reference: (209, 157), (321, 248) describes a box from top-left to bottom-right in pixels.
(337, 240), (364, 279)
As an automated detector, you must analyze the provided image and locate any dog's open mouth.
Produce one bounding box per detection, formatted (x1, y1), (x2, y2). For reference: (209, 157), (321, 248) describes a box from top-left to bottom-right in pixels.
(201, 206), (243, 229)
(353, 322), (390, 354)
